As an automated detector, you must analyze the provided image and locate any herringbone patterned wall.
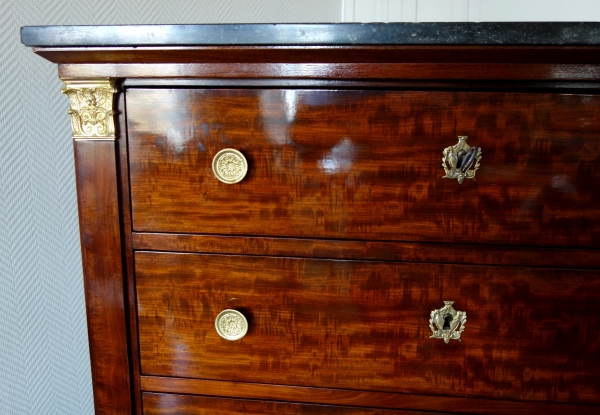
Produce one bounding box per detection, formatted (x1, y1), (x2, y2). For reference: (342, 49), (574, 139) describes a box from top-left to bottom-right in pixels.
(0, 2), (341, 414)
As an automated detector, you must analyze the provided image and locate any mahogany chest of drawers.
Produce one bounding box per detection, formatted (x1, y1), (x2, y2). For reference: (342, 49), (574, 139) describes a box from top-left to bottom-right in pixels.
(22, 23), (600, 414)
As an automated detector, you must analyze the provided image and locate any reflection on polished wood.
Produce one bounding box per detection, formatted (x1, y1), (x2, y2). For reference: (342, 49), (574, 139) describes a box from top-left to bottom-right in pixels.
(140, 378), (600, 415)
(31, 45), (600, 65)
(128, 89), (600, 247)
(142, 392), (428, 415)
(75, 141), (131, 414)
(59, 62), (600, 81)
(131, 232), (600, 269)
(136, 252), (600, 404)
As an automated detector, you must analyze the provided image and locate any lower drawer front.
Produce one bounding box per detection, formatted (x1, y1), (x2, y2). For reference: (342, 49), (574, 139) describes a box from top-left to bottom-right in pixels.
(142, 393), (424, 414)
(135, 252), (600, 404)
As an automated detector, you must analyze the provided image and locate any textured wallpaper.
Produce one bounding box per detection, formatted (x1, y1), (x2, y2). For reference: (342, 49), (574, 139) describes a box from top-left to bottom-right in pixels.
(0, 1), (341, 414)
(343, 0), (600, 22)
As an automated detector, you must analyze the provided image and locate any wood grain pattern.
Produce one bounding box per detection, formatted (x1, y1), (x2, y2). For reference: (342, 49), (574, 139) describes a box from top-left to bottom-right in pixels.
(123, 78), (600, 91)
(132, 232), (600, 269)
(135, 252), (600, 404)
(58, 62), (600, 81)
(116, 92), (143, 415)
(142, 392), (431, 415)
(127, 89), (600, 247)
(75, 141), (131, 414)
(35, 45), (600, 65)
(141, 378), (600, 415)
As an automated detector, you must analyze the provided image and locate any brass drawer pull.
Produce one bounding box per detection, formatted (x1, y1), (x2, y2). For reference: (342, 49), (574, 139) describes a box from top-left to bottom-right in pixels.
(429, 301), (466, 343)
(215, 309), (248, 341)
(442, 136), (482, 184)
(212, 149), (248, 184)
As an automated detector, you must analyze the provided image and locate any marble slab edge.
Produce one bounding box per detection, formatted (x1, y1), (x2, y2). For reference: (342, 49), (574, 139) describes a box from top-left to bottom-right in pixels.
(21, 22), (600, 47)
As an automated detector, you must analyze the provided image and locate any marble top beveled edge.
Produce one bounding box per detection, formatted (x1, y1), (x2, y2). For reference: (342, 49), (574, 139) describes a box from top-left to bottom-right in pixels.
(21, 22), (600, 47)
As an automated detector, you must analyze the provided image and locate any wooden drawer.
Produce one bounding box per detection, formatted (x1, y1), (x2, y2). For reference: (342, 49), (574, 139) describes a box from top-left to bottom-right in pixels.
(135, 251), (600, 404)
(142, 393), (432, 414)
(128, 88), (600, 247)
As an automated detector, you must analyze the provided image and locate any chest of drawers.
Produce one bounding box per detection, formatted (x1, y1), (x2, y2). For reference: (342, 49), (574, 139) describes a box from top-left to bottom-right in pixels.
(22, 23), (600, 414)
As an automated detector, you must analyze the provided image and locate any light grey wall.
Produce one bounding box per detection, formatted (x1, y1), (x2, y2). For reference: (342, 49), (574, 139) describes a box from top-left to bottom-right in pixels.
(343, 0), (600, 22)
(0, 1), (342, 414)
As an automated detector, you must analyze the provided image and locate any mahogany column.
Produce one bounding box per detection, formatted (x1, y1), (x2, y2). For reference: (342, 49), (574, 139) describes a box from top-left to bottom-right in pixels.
(63, 79), (132, 415)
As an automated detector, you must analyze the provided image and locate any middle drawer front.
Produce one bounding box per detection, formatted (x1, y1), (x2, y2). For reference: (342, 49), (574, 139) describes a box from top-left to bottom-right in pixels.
(135, 252), (600, 404)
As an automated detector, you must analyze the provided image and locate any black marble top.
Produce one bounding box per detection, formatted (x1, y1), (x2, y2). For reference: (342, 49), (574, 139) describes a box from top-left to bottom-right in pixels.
(21, 23), (600, 47)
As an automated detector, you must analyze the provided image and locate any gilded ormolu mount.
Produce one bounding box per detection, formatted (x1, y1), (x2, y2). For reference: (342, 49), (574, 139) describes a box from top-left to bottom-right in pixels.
(61, 79), (117, 140)
(429, 301), (467, 344)
(442, 136), (482, 184)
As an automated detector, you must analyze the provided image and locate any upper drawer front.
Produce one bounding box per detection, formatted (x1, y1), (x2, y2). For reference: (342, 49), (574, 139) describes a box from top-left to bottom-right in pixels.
(136, 252), (600, 404)
(128, 89), (600, 247)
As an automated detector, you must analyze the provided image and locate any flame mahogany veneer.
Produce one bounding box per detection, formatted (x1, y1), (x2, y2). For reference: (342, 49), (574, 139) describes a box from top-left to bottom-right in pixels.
(23, 23), (600, 415)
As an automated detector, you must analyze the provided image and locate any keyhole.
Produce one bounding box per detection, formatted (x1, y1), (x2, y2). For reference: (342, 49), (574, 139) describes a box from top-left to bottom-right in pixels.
(443, 314), (453, 330)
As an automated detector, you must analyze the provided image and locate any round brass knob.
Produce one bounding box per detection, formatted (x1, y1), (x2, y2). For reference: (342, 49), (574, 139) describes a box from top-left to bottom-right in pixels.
(215, 309), (248, 341)
(212, 149), (248, 184)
